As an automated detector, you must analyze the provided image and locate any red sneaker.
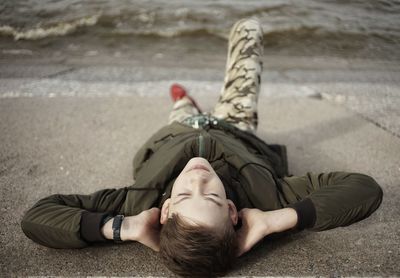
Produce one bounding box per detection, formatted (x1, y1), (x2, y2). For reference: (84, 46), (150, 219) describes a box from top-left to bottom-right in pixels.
(170, 83), (202, 113)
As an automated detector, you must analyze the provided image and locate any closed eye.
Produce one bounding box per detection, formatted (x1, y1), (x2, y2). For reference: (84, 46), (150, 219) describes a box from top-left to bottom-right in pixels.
(177, 193), (190, 196)
(173, 193), (222, 207)
(207, 193), (219, 197)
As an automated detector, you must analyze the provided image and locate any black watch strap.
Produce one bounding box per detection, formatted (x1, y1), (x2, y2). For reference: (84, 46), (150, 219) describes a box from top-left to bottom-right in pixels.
(112, 215), (125, 243)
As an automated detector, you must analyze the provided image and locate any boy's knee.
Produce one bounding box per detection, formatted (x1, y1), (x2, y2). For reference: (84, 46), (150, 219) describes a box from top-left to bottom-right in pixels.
(236, 18), (262, 33)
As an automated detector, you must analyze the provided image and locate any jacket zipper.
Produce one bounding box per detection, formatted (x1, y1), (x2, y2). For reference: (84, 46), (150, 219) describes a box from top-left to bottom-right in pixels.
(198, 134), (205, 158)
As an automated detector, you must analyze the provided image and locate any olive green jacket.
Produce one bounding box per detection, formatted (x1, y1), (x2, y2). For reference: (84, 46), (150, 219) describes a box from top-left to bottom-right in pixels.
(21, 121), (383, 248)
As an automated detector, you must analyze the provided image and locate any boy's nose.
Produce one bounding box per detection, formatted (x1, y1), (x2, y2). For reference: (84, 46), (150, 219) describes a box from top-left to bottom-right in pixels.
(190, 175), (208, 187)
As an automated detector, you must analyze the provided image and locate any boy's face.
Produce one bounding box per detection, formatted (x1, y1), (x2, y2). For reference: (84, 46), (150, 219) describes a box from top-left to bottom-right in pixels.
(160, 157), (238, 229)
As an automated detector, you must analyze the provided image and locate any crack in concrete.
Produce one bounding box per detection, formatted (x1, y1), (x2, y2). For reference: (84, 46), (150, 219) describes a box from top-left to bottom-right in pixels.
(277, 70), (400, 140)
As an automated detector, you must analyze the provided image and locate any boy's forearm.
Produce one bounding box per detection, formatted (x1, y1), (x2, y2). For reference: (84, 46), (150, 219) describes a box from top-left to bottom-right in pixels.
(267, 208), (298, 234)
(101, 217), (114, 240)
(101, 216), (138, 241)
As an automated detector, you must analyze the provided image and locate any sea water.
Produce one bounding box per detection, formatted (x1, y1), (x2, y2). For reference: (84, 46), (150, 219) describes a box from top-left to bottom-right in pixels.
(1, 0), (399, 59)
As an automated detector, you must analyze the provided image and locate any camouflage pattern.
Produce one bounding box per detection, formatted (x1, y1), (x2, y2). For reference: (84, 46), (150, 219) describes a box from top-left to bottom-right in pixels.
(168, 18), (263, 133)
(168, 96), (200, 124)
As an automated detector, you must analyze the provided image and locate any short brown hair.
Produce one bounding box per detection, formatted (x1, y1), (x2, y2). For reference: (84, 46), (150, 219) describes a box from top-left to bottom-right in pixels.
(159, 214), (238, 277)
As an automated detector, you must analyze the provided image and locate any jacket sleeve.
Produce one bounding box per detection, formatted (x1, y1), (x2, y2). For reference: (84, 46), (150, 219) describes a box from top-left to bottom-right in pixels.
(21, 186), (129, 249)
(278, 172), (383, 231)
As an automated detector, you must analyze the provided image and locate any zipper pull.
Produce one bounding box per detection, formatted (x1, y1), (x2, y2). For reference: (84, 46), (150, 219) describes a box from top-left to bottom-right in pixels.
(193, 119), (199, 129)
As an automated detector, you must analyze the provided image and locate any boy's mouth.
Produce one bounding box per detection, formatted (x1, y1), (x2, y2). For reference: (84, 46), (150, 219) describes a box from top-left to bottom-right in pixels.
(186, 164), (210, 173)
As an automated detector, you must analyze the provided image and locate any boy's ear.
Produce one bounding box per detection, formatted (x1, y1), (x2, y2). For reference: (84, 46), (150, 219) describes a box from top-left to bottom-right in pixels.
(160, 198), (171, 224)
(227, 199), (238, 225)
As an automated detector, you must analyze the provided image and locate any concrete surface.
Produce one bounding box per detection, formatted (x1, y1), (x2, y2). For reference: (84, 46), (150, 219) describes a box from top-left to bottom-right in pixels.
(0, 55), (400, 276)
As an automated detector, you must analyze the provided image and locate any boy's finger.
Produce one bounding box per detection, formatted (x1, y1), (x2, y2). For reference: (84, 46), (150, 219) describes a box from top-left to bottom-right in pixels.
(236, 228), (244, 240)
(237, 244), (248, 257)
(238, 208), (249, 217)
(236, 238), (248, 257)
(237, 231), (252, 254)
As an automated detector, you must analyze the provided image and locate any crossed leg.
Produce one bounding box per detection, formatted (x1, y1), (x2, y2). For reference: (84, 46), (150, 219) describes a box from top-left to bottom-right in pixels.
(168, 18), (263, 133)
(168, 95), (200, 124)
(211, 18), (263, 133)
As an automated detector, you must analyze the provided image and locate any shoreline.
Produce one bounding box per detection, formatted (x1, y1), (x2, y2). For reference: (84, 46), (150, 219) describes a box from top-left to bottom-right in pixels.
(1, 31), (400, 69)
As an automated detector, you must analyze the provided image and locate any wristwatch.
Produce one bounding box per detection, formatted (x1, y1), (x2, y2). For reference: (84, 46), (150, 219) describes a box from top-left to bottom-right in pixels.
(112, 215), (125, 243)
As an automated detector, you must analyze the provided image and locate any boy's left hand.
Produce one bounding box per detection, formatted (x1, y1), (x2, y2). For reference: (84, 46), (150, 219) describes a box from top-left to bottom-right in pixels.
(236, 208), (273, 257)
(236, 207), (298, 257)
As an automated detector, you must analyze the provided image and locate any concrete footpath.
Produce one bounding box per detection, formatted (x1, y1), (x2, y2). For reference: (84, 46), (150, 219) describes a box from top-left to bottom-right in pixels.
(0, 56), (399, 276)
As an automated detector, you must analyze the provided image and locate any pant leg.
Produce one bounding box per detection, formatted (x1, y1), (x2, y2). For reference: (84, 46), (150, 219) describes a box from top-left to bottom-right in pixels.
(168, 96), (200, 124)
(211, 18), (263, 133)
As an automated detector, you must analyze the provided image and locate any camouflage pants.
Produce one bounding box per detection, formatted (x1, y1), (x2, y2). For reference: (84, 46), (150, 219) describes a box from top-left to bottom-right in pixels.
(168, 18), (263, 133)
